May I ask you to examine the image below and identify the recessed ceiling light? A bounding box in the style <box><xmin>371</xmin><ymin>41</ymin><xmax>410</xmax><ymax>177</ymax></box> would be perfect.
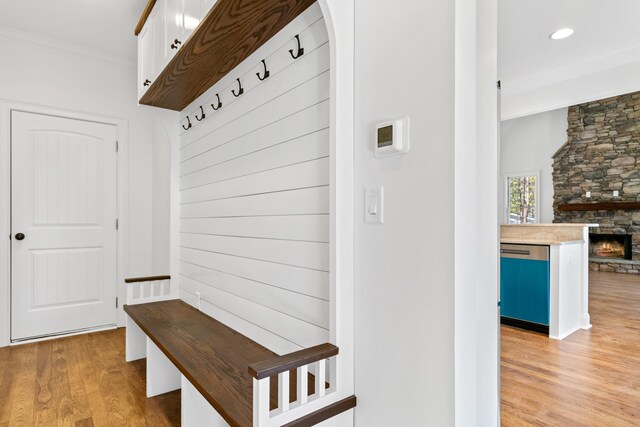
<box><xmin>550</xmin><ymin>28</ymin><xmax>575</xmax><ymax>40</ymax></box>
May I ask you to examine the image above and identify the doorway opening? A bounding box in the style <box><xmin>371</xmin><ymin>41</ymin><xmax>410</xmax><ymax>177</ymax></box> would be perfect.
<box><xmin>498</xmin><ymin>1</ymin><xmax>640</xmax><ymax>423</ymax></box>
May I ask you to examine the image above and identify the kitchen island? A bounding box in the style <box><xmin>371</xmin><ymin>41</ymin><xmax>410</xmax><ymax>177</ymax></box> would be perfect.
<box><xmin>501</xmin><ymin>223</ymin><xmax>598</xmax><ymax>340</ymax></box>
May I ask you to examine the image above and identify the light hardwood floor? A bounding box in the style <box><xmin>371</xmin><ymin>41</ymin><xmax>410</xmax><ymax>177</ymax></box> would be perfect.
<box><xmin>501</xmin><ymin>271</ymin><xmax>640</xmax><ymax>426</ymax></box>
<box><xmin>0</xmin><ymin>329</ymin><xmax>180</xmax><ymax>427</ymax></box>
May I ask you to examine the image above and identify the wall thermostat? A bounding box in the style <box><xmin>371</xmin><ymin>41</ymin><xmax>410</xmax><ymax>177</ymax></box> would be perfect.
<box><xmin>374</xmin><ymin>117</ymin><xmax>410</xmax><ymax>158</ymax></box>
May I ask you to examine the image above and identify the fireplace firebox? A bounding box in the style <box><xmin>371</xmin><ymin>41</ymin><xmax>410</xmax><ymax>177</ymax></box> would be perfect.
<box><xmin>589</xmin><ymin>234</ymin><xmax>632</xmax><ymax>260</ymax></box>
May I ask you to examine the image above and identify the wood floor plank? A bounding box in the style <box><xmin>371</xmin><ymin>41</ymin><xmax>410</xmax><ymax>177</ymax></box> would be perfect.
<box><xmin>501</xmin><ymin>271</ymin><xmax>640</xmax><ymax>426</ymax></box>
<box><xmin>64</xmin><ymin>336</ymin><xmax>93</xmax><ymax>425</ymax></box>
<box><xmin>34</xmin><ymin>340</ymin><xmax>54</xmax><ymax>426</ymax></box>
<box><xmin>0</xmin><ymin>345</ymin><xmax>15</xmax><ymax>424</ymax></box>
<box><xmin>8</xmin><ymin>343</ymin><xmax>38</xmax><ymax>426</ymax></box>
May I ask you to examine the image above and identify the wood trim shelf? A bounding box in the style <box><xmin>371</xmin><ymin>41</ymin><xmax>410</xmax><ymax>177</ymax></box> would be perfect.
<box><xmin>557</xmin><ymin>202</ymin><xmax>640</xmax><ymax>212</ymax></box>
<box><xmin>139</xmin><ymin>0</ymin><xmax>316</xmax><ymax>111</ymax></box>
<box><xmin>134</xmin><ymin>0</ymin><xmax>157</xmax><ymax>36</ymax></box>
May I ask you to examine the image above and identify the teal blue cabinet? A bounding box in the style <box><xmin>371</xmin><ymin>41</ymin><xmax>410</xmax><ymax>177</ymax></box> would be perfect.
<box><xmin>500</xmin><ymin>246</ymin><xmax>550</xmax><ymax>327</ymax></box>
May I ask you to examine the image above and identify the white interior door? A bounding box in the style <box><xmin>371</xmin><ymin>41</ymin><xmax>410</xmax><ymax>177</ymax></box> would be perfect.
<box><xmin>11</xmin><ymin>111</ymin><xmax>118</xmax><ymax>341</ymax></box>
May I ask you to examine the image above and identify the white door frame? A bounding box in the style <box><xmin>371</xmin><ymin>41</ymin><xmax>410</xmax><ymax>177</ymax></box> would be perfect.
<box><xmin>0</xmin><ymin>99</ymin><xmax>129</xmax><ymax>346</ymax></box>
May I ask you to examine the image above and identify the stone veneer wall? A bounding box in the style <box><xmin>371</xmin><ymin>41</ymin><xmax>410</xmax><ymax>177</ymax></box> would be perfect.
<box><xmin>553</xmin><ymin>91</ymin><xmax>640</xmax><ymax>273</ymax></box>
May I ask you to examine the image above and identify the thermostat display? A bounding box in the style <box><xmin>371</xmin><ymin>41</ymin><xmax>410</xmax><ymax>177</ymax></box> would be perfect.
<box><xmin>374</xmin><ymin>117</ymin><xmax>410</xmax><ymax>158</ymax></box>
<box><xmin>377</xmin><ymin>125</ymin><xmax>394</xmax><ymax>148</ymax></box>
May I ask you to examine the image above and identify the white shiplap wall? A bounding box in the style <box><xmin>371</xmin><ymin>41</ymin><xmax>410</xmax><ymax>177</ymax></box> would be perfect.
<box><xmin>178</xmin><ymin>3</ymin><xmax>330</xmax><ymax>355</ymax></box>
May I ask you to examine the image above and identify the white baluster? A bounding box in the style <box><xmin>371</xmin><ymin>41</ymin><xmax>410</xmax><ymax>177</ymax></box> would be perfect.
<box><xmin>297</xmin><ymin>365</ymin><xmax>308</xmax><ymax>405</ymax></box>
<box><xmin>126</xmin><ymin>280</ymin><xmax>134</xmax><ymax>305</ymax></box>
<box><xmin>253</xmin><ymin>377</ymin><xmax>270</xmax><ymax>426</ymax></box>
<box><xmin>315</xmin><ymin>360</ymin><xmax>326</xmax><ymax>397</ymax></box>
<box><xmin>278</xmin><ymin>371</ymin><xmax>290</xmax><ymax>412</ymax></box>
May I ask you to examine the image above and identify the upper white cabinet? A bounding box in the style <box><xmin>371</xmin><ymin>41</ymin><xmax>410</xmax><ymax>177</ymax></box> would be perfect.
<box><xmin>135</xmin><ymin>0</ymin><xmax>314</xmax><ymax>110</ymax></box>
<box><xmin>138</xmin><ymin>0</ymin><xmax>217</xmax><ymax>97</ymax></box>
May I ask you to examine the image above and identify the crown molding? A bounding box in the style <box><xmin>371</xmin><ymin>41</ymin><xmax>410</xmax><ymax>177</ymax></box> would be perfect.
<box><xmin>0</xmin><ymin>25</ymin><xmax>135</xmax><ymax>69</ymax></box>
<box><xmin>501</xmin><ymin>45</ymin><xmax>640</xmax><ymax>96</ymax></box>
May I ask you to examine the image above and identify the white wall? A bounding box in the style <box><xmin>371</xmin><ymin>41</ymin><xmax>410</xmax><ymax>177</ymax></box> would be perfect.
<box><xmin>0</xmin><ymin>31</ymin><xmax>175</xmax><ymax>345</ymax></box>
<box><xmin>354</xmin><ymin>0</ymin><xmax>499</xmax><ymax>424</ymax></box>
<box><xmin>177</xmin><ymin>5</ymin><xmax>331</xmax><ymax>355</ymax></box>
<box><xmin>354</xmin><ymin>1</ymin><xmax>455</xmax><ymax>424</ymax></box>
<box><xmin>500</xmin><ymin>107</ymin><xmax>568</xmax><ymax>223</ymax></box>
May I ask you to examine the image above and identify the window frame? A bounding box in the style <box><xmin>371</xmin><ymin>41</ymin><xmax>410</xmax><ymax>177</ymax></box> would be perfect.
<box><xmin>503</xmin><ymin>171</ymin><xmax>540</xmax><ymax>224</ymax></box>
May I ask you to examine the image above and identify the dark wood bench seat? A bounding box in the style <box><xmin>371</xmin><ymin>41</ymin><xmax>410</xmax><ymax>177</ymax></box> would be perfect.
<box><xmin>124</xmin><ymin>299</ymin><xmax>356</xmax><ymax>427</ymax></box>
<box><xmin>125</xmin><ymin>299</ymin><xmax>275</xmax><ymax>427</ymax></box>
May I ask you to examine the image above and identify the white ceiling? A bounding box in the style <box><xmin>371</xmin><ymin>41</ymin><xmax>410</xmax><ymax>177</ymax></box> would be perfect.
<box><xmin>0</xmin><ymin>0</ymin><xmax>147</xmax><ymax>62</ymax></box>
<box><xmin>499</xmin><ymin>0</ymin><xmax>640</xmax><ymax>85</ymax></box>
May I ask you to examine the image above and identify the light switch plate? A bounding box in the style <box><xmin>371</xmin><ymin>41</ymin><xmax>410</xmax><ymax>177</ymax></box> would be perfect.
<box><xmin>586</xmin><ymin>191</ymin><xmax>591</xmax><ymax>198</ymax></box>
<box><xmin>365</xmin><ymin>187</ymin><xmax>384</xmax><ymax>224</ymax></box>
<box><xmin>613</xmin><ymin>190</ymin><xmax>620</xmax><ymax>197</ymax></box>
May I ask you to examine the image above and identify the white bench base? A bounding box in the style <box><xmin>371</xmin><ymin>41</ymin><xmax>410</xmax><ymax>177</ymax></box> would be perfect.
<box><xmin>147</xmin><ymin>338</ymin><xmax>181</xmax><ymax>397</ymax></box>
<box><xmin>125</xmin><ymin>316</ymin><xmax>146</xmax><ymax>362</ymax></box>
<box><xmin>182</xmin><ymin>376</ymin><xmax>230</xmax><ymax>427</ymax></box>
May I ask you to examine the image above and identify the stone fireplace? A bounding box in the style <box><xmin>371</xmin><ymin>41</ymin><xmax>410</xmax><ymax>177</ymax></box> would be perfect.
<box><xmin>553</xmin><ymin>91</ymin><xmax>640</xmax><ymax>274</ymax></box>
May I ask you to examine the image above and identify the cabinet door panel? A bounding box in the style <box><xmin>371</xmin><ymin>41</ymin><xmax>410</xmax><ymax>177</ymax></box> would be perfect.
<box><xmin>151</xmin><ymin>0</ymin><xmax>166</xmax><ymax>80</ymax></box>
<box><xmin>183</xmin><ymin>0</ymin><xmax>216</xmax><ymax>42</ymax></box>
<box><xmin>138</xmin><ymin>18</ymin><xmax>153</xmax><ymax>100</ymax></box>
<box><xmin>165</xmin><ymin>0</ymin><xmax>184</xmax><ymax>61</ymax></box>
<box><xmin>500</xmin><ymin>257</ymin><xmax>550</xmax><ymax>325</ymax></box>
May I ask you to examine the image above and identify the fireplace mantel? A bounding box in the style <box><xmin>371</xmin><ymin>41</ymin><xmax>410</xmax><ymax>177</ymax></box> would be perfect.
<box><xmin>557</xmin><ymin>202</ymin><xmax>640</xmax><ymax>212</ymax></box>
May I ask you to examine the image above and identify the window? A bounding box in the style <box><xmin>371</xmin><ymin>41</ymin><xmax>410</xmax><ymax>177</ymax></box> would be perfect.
<box><xmin>505</xmin><ymin>173</ymin><xmax>538</xmax><ymax>224</ymax></box>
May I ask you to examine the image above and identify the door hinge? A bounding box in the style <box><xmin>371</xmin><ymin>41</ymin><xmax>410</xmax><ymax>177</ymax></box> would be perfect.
<box><xmin>116</xmin><ymin>140</ymin><xmax>119</xmax><ymax>152</ymax></box>
<box><xmin>116</xmin><ymin>297</ymin><xmax>119</xmax><ymax>308</ymax></box>
<box><xmin>115</xmin><ymin>219</ymin><xmax>119</xmax><ymax>230</ymax></box>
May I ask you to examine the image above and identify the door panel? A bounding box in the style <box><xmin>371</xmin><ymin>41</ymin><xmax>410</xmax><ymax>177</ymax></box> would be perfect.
<box><xmin>11</xmin><ymin>112</ymin><xmax>117</xmax><ymax>341</ymax></box>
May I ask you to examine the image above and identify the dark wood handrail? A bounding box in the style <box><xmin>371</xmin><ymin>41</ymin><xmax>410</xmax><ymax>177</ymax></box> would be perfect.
<box><xmin>248</xmin><ymin>343</ymin><xmax>338</xmax><ymax>380</ymax></box>
<box><xmin>282</xmin><ymin>396</ymin><xmax>357</xmax><ymax>427</ymax></box>
<box><xmin>124</xmin><ymin>275</ymin><xmax>171</xmax><ymax>284</ymax></box>
<box><xmin>557</xmin><ymin>202</ymin><xmax>640</xmax><ymax>212</ymax></box>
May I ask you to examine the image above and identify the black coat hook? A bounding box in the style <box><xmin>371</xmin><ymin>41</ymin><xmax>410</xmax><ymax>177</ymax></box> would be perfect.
<box><xmin>232</xmin><ymin>78</ymin><xmax>244</xmax><ymax>97</ymax></box>
<box><xmin>195</xmin><ymin>105</ymin><xmax>206</xmax><ymax>121</ymax></box>
<box><xmin>182</xmin><ymin>116</ymin><xmax>192</xmax><ymax>131</ymax></box>
<box><xmin>289</xmin><ymin>34</ymin><xmax>304</xmax><ymax>59</ymax></box>
<box><xmin>211</xmin><ymin>93</ymin><xmax>222</xmax><ymax>111</ymax></box>
<box><xmin>256</xmin><ymin>59</ymin><xmax>270</xmax><ymax>81</ymax></box>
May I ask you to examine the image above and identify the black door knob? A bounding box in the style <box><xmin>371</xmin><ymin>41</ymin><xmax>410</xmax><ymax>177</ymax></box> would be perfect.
<box><xmin>14</xmin><ymin>233</ymin><xmax>25</xmax><ymax>241</ymax></box>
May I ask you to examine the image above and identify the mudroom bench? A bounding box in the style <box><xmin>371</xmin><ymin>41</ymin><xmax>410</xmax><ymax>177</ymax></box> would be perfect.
<box><xmin>123</xmin><ymin>300</ymin><xmax>356</xmax><ymax>426</ymax></box>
